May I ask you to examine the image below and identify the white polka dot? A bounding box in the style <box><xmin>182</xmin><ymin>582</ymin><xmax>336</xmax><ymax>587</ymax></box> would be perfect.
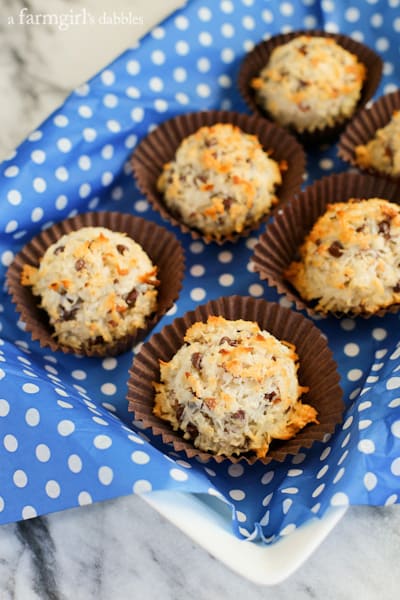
<box><xmin>7</xmin><ymin>190</ymin><xmax>22</xmax><ymax>205</ymax></box>
<box><xmin>190</xmin><ymin>241</ymin><xmax>204</xmax><ymax>254</ymax></box>
<box><xmin>46</xmin><ymin>480</ymin><xmax>60</xmax><ymax>499</ymax></box>
<box><xmin>151</xmin><ymin>50</ymin><xmax>166</xmax><ymax>65</ymax></box>
<box><xmin>317</xmin><ymin>465</ymin><xmax>329</xmax><ymax>479</ymax></box>
<box><xmin>391</xmin><ymin>457</ymin><xmax>400</xmax><ymax>476</ymax></box>
<box><xmin>79</xmin><ymin>183</ymin><xmax>91</xmax><ymax>198</ymax></box>
<box><xmin>221</xmin><ymin>23</ymin><xmax>235</xmax><ymax>37</ymax></box>
<box><xmin>1</xmin><ymin>251</ymin><xmax>14</xmax><ymax>267</ymax></box>
<box><xmin>133</xmin><ymin>480</ymin><xmax>153</xmax><ymax>494</ymax></box>
<box><xmin>345</xmin><ymin>7</ymin><xmax>360</xmax><ymax>22</ymax></box>
<box><xmin>25</xmin><ymin>408</ymin><xmax>40</xmax><ymax>426</ymax></box>
<box><xmin>33</xmin><ymin>177</ymin><xmax>46</xmax><ymax>193</ymax></box>
<box><xmin>131</xmin><ymin>107</ymin><xmax>144</xmax><ymax>122</ymax></box>
<box><xmin>57</xmin><ymin>420</ymin><xmax>75</xmax><ymax>436</ymax></box>
<box><xmin>221</xmin><ymin>0</ymin><xmax>234</xmax><ymax>12</ymax></box>
<box><xmin>71</xmin><ymin>370</ymin><xmax>86</xmax><ymax>381</ymax></box>
<box><xmin>56</xmin><ymin>195</ymin><xmax>68</xmax><ymax>210</ymax></box>
<box><xmin>82</xmin><ymin>128</ymin><xmax>97</xmax><ymax>142</ymax></box>
<box><xmin>134</xmin><ymin>199</ymin><xmax>148</xmax><ymax>212</ymax></box>
<box><xmin>31</xmin><ymin>207</ymin><xmax>43</xmax><ymax>222</ymax></box>
<box><xmin>190</xmin><ymin>264</ymin><xmax>205</xmax><ymax>277</ymax></box>
<box><xmin>78</xmin><ymin>155</ymin><xmax>91</xmax><ymax>171</ymax></box>
<box><xmin>4</xmin><ymin>434</ymin><xmax>18</xmax><ymax>452</ymax></box>
<box><xmin>376</xmin><ymin>37</ymin><xmax>389</xmax><ymax>52</ymax></box>
<box><xmin>94</xmin><ymin>434</ymin><xmax>112</xmax><ymax>449</ymax></box>
<box><xmin>173</xmin><ymin>67</ymin><xmax>187</xmax><ymax>82</ymax></box>
<box><xmin>126</xmin><ymin>86</ymin><xmax>140</xmax><ymax>99</ymax></box>
<box><xmin>131</xmin><ymin>450</ymin><xmax>150</xmax><ymax>464</ymax></box>
<box><xmin>22</xmin><ymin>383</ymin><xmax>39</xmax><ymax>394</ymax></box>
<box><xmin>22</xmin><ymin>506</ymin><xmax>37</xmax><ymax>519</ymax></box>
<box><xmin>242</xmin><ymin>15</ymin><xmax>255</xmax><ymax>29</ymax></box>
<box><xmin>101</xmin><ymin>383</ymin><xmax>117</xmax><ymax>396</ymax></box>
<box><xmin>372</xmin><ymin>328</ymin><xmax>387</xmax><ymax>341</ymax></box>
<box><xmin>125</xmin><ymin>135</ymin><xmax>137</xmax><ymax>149</ymax></box>
<box><xmin>154</xmin><ymin>99</ymin><xmax>168</xmax><ymax>113</ymax></box>
<box><xmin>229</xmin><ymin>489</ymin><xmax>246</xmax><ymax>501</ymax></box>
<box><xmin>312</xmin><ymin>483</ymin><xmax>325</xmax><ymax>498</ymax></box>
<box><xmin>364</xmin><ymin>472</ymin><xmax>377</xmax><ymax>491</ymax></box>
<box><xmin>199</xmin><ymin>31</ymin><xmax>212</xmax><ymax>46</ymax></box>
<box><xmin>248</xmin><ymin>283</ymin><xmax>264</xmax><ymax>297</ymax></box>
<box><xmin>170</xmin><ymin>468</ymin><xmax>188</xmax><ymax>482</ymax></box>
<box><xmin>228</xmin><ymin>464</ymin><xmax>244</xmax><ymax>477</ymax></box>
<box><xmin>386</xmin><ymin>377</ymin><xmax>400</xmax><ymax>390</ymax></box>
<box><xmin>330</xmin><ymin>492</ymin><xmax>350</xmax><ymax>507</ymax></box>
<box><xmin>57</xmin><ymin>138</ymin><xmax>72</xmax><ymax>152</ymax></box>
<box><xmin>4</xmin><ymin>165</ymin><xmax>19</xmax><ymax>177</ymax></box>
<box><xmin>78</xmin><ymin>105</ymin><xmax>93</xmax><ymax>118</ymax></box>
<box><xmin>190</xmin><ymin>287</ymin><xmax>206</xmax><ymax>302</ymax></box>
<box><xmin>28</xmin><ymin>130</ymin><xmax>43</xmax><ymax>141</ymax></box>
<box><xmin>127</xmin><ymin>59</ymin><xmax>140</xmax><ymax>75</ymax></box>
<box><xmin>391</xmin><ymin>420</ymin><xmax>400</xmax><ymax>438</ymax></box>
<box><xmin>54</xmin><ymin>114</ymin><xmax>69</xmax><ymax>127</ymax></box>
<box><xmin>13</xmin><ymin>470</ymin><xmax>28</xmax><ymax>488</ymax></box>
<box><xmin>107</xmin><ymin>120</ymin><xmax>121</xmax><ymax>133</ymax></box>
<box><xmin>340</xmin><ymin>319</ymin><xmax>356</xmax><ymax>331</ymax></box>
<box><xmin>36</xmin><ymin>444</ymin><xmax>51</xmax><ymax>462</ymax></box>
<box><xmin>151</xmin><ymin>27</ymin><xmax>165</xmax><ymax>39</ymax></box>
<box><xmin>219</xmin><ymin>273</ymin><xmax>234</xmax><ymax>287</ymax></box>
<box><xmin>31</xmin><ymin>150</ymin><xmax>46</xmax><ymax>164</ymax></box>
<box><xmin>385</xmin><ymin>494</ymin><xmax>398</xmax><ymax>506</ymax></box>
<box><xmin>68</xmin><ymin>454</ymin><xmax>82</xmax><ymax>473</ymax></box>
<box><xmin>101</xmin><ymin>69</ymin><xmax>115</xmax><ymax>86</ymax></box>
<box><xmin>358</xmin><ymin>439</ymin><xmax>375</xmax><ymax>454</ymax></box>
<box><xmin>78</xmin><ymin>491</ymin><xmax>92</xmax><ymax>505</ymax></box>
<box><xmin>221</xmin><ymin>48</ymin><xmax>235</xmax><ymax>63</ymax></box>
<box><xmin>0</xmin><ymin>399</ymin><xmax>10</xmax><ymax>416</ymax></box>
<box><xmin>55</xmin><ymin>167</ymin><xmax>69</xmax><ymax>181</ymax></box>
<box><xmin>196</xmin><ymin>83</ymin><xmax>211</xmax><ymax>98</ymax></box>
<box><xmin>347</xmin><ymin>369</ymin><xmax>363</xmax><ymax>382</ymax></box>
<box><xmin>103</xmin><ymin>94</ymin><xmax>118</xmax><ymax>108</ymax></box>
<box><xmin>197</xmin><ymin>57</ymin><xmax>211</xmax><ymax>72</ymax></box>
<box><xmin>98</xmin><ymin>466</ymin><xmax>114</xmax><ymax>485</ymax></box>
<box><xmin>218</xmin><ymin>75</ymin><xmax>232</xmax><ymax>88</ymax></box>
<box><xmin>344</xmin><ymin>343</ymin><xmax>360</xmax><ymax>357</ymax></box>
<box><xmin>175</xmin><ymin>15</ymin><xmax>189</xmax><ymax>29</ymax></box>
<box><xmin>218</xmin><ymin>251</ymin><xmax>233</xmax><ymax>263</ymax></box>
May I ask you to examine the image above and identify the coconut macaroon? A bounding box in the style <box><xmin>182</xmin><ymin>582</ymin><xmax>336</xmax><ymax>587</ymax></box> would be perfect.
<box><xmin>153</xmin><ymin>315</ymin><xmax>317</xmax><ymax>458</ymax></box>
<box><xmin>21</xmin><ymin>227</ymin><xmax>159</xmax><ymax>353</ymax></box>
<box><xmin>355</xmin><ymin>111</ymin><xmax>400</xmax><ymax>177</ymax></box>
<box><xmin>285</xmin><ymin>198</ymin><xmax>400</xmax><ymax>315</ymax></box>
<box><xmin>156</xmin><ymin>123</ymin><xmax>283</xmax><ymax>241</ymax></box>
<box><xmin>251</xmin><ymin>35</ymin><xmax>366</xmax><ymax>134</ymax></box>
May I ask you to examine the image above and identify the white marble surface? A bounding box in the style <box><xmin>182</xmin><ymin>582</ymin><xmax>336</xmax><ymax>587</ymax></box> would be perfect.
<box><xmin>0</xmin><ymin>1</ymin><xmax>400</xmax><ymax>598</ymax></box>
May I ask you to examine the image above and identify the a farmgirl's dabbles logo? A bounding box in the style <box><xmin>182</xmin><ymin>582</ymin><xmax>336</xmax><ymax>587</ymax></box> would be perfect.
<box><xmin>8</xmin><ymin>8</ymin><xmax>144</xmax><ymax>31</ymax></box>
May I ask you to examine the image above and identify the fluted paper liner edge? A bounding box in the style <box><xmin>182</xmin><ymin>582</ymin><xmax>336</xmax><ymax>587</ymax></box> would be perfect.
<box><xmin>6</xmin><ymin>211</ymin><xmax>185</xmax><ymax>357</ymax></box>
<box><xmin>127</xmin><ymin>295</ymin><xmax>344</xmax><ymax>465</ymax></box>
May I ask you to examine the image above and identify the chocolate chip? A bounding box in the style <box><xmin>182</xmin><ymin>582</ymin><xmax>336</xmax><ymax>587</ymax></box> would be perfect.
<box><xmin>194</xmin><ymin>174</ymin><xmax>207</xmax><ymax>185</ymax></box>
<box><xmin>204</xmin><ymin>137</ymin><xmax>217</xmax><ymax>148</ymax></box>
<box><xmin>54</xmin><ymin>245</ymin><xmax>65</xmax><ymax>255</ymax></box>
<box><xmin>75</xmin><ymin>259</ymin><xmax>85</xmax><ymax>271</ymax></box>
<box><xmin>394</xmin><ymin>282</ymin><xmax>400</xmax><ymax>293</ymax></box>
<box><xmin>378</xmin><ymin>219</ymin><xmax>391</xmax><ymax>239</ymax></box>
<box><xmin>264</xmin><ymin>391</ymin><xmax>277</xmax><ymax>402</ymax></box>
<box><xmin>125</xmin><ymin>288</ymin><xmax>138</xmax><ymax>307</ymax></box>
<box><xmin>384</xmin><ymin>145</ymin><xmax>394</xmax><ymax>163</ymax></box>
<box><xmin>356</xmin><ymin>224</ymin><xmax>365</xmax><ymax>233</ymax></box>
<box><xmin>219</xmin><ymin>336</ymin><xmax>238</xmax><ymax>346</ymax></box>
<box><xmin>117</xmin><ymin>244</ymin><xmax>128</xmax><ymax>255</ymax></box>
<box><xmin>186</xmin><ymin>422</ymin><xmax>198</xmax><ymax>440</ymax></box>
<box><xmin>298</xmin><ymin>44</ymin><xmax>308</xmax><ymax>55</ymax></box>
<box><xmin>175</xmin><ymin>404</ymin><xmax>184</xmax><ymax>422</ymax></box>
<box><xmin>191</xmin><ymin>352</ymin><xmax>203</xmax><ymax>370</ymax></box>
<box><xmin>328</xmin><ymin>240</ymin><xmax>344</xmax><ymax>257</ymax></box>
<box><xmin>59</xmin><ymin>304</ymin><xmax>79</xmax><ymax>322</ymax></box>
<box><xmin>223</xmin><ymin>197</ymin><xmax>235</xmax><ymax>210</ymax></box>
<box><xmin>232</xmin><ymin>409</ymin><xmax>245</xmax><ymax>420</ymax></box>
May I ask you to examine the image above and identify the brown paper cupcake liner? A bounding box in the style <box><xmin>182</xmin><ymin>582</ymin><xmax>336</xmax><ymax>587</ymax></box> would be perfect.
<box><xmin>238</xmin><ymin>30</ymin><xmax>383</xmax><ymax>146</ymax></box>
<box><xmin>338</xmin><ymin>89</ymin><xmax>400</xmax><ymax>181</ymax></box>
<box><xmin>127</xmin><ymin>295</ymin><xmax>344</xmax><ymax>465</ymax></box>
<box><xmin>252</xmin><ymin>172</ymin><xmax>400</xmax><ymax>318</ymax></box>
<box><xmin>131</xmin><ymin>110</ymin><xmax>305</xmax><ymax>245</ymax></box>
<box><xmin>6</xmin><ymin>211</ymin><xmax>185</xmax><ymax>357</ymax></box>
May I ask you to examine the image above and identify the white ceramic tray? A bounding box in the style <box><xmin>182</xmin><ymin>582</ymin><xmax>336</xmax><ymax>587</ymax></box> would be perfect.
<box><xmin>142</xmin><ymin>491</ymin><xmax>347</xmax><ymax>585</ymax></box>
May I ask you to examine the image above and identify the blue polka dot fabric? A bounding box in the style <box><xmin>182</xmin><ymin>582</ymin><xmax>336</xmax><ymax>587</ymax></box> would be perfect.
<box><xmin>1</xmin><ymin>0</ymin><xmax>400</xmax><ymax>543</ymax></box>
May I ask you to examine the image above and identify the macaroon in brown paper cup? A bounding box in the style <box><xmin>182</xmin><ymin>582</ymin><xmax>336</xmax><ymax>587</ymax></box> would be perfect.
<box><xmin>252</xmin><ymin>172</ymin><xmax>400</xmax><ymax>319</ymax></box>
<box><xmin>238</xmin><ymin>30</ymin><xmax>382</xmax><ymax>146</ymax></box>
<box><xmin>338</xmin><ymin>89</ymin><xmax>400</xmax><ymax>182</ymax></box>
<box><xmin>6</xmin><ymin>211</ymin><xmax>185</xmax><ymax>357</ymax></box>
<box><xmin>127</xmin><ymin>295</ymin><xmax>343</xmax><ymax>465</ymax></box>
<box><xmin>131</xmin><ymin>110</ymin><xmax>306</xmax><ymax>245</ymax></box>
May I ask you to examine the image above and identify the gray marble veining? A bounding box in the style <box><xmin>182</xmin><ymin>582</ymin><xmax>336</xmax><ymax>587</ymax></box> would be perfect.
<box><xmin>0</xmin><ymin>1</ymin><xmax>400</xmax><ymax>598</ymax></box>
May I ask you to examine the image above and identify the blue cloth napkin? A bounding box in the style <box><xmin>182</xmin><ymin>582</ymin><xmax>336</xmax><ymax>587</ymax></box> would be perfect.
<box><xmin>1</xmin><ymin>0</ymin><xmax>400</xmax><ymax>543</ymax></box>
